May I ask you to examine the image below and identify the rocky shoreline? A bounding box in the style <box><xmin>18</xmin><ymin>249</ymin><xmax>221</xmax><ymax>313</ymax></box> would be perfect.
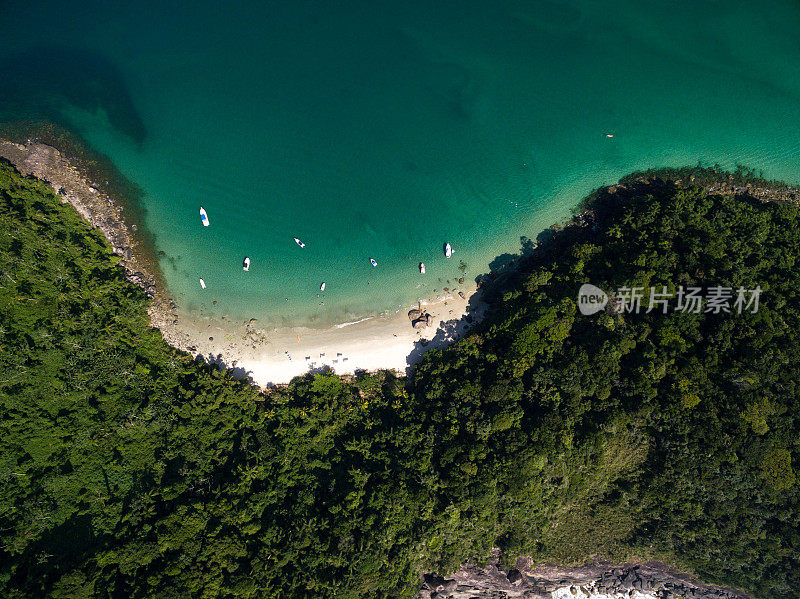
<box><xmin>0</xmin><ymin>139</ymin><xmax>486</xmax><ymax>383</ymax></box>
<box><xmin>0</xmin><ymin>139</ymin><xmax>180</xmax><ymax>337</ymax></box>
<box><xmin>618</xmin><ymin>164</ymin><xmax>800</xmax><ymax>205</ymax></box>
<box><xmin>421</xmin><ymin>558</ymin><xmax>753</xmax><ymax>599</ymax></box>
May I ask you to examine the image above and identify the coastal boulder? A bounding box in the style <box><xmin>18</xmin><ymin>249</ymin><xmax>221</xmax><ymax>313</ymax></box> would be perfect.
<box><xmin>408</xmin><ymin>308</ymin><xmax>422</xmax><ymax>321</ymax></box>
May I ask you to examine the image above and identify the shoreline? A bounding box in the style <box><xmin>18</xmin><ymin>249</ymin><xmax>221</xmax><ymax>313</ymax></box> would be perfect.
<box><xmin>8</xmin><ymin>139</ymin><xmax>797</xmax><ymax>388</ymax></box>
<box><xmin>0</xmin><ymin>139</ymin><xmax>486</xmax><ymax>385</ymax></box>
<box><xmin>163</xmin><ymin>286</ymin><xmax>486</xmax><ymax>385</ymax></box>
<box><xmin>0</xmin><ymin>139</ymin><xmax>180</xmax><ymax>334</ymax></box>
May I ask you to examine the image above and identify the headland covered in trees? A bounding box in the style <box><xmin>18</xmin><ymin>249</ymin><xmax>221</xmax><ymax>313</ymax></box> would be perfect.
<box><xmin>0</xmin><ymin>158</ymin><xmax>798</xmax><ymax>598</ymax></box>
<box><xmin>0</xmin><ymin>140</ymin><xmax>488</xmax><ymax>385</ymax></box>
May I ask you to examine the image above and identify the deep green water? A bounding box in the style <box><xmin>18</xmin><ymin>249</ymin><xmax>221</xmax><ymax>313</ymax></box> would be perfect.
<box><xmin>3</xmin><ymin>0</ymin><xmax>800</xmax><ymax>327</ymax></box>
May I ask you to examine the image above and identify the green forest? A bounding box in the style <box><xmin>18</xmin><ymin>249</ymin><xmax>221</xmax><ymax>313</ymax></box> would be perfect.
<box><xmin>0</xmin><ymin>159</ymin><xmax>798</xmax><ymax>598</ymax></box>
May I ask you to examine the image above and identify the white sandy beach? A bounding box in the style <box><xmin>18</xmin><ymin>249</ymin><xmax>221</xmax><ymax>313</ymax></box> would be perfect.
<box><xmin>163</xmin><ymin>288</ymin><xmax>486</xmax><ymax>386</ymax></box>
<box><xmin>0</xmin><ymin>139</ymin><xmax>487</xmax><ymax>387</ymax></box>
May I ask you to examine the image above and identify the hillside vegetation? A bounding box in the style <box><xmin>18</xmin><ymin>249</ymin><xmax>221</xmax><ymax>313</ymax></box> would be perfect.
<box><xmin>0</xmin><ymin>161</ymin><xmax>797</xmax><ymax>598</ymax></box>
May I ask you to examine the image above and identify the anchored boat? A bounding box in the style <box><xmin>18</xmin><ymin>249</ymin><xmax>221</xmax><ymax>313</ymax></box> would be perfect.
<box><xmin>294</xmin><ymin>237</ymin><xmax>306</xmax><ymax>248</ymax></box>
<box><xmin>419</xmin><ymin>262</ymin><xmax>426</xmax><ymax>274</ymax></box>
<box><xmin>444</xmin><ymin>242</ymin><xmax>452</xmax><ymax>257</ymax></box>
<box><xmin>243</xmin><ymin>257</ymin><xmax>250</xmax><ymax>271</ymax></box>
<box><xmin>199</xmin><ymin>207</ymin><xmax>209</xmax><ymax>226</ymax></box>
<box><xmin>199</xmin><ymin>278</ymin><xmax>206</xmax><ymax>289</ymax></box>
<box><xmin>370</xmin><ymin>258</ymin><xmax>378</xmax><ymax>267</ymax></box>
<box><xmin>320</xmin><ymin>282</ymin><xmax>326</xmax><ymax>291</ymax></box>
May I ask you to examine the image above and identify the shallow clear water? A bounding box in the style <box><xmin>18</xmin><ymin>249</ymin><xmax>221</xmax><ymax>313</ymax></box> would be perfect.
<box><xmin>2</xmin><ymin>0</ymin><xmax>800</xmax><ymax>326</ymax></box>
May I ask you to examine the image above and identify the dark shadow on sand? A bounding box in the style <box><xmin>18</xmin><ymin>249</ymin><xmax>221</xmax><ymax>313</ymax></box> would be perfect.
<box><xmin>197</xmin><ymin>353</ymin><xmax>253</xmax><ymax>382</ymax></box>
<box><xmin>405</xmin><ymin>234</ymin><xmax>548</xmax><ymax>374</ymax></box>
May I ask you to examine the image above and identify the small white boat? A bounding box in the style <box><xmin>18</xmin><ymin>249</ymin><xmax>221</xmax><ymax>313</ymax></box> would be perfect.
<box><xmin>320</xmin><ymin>282</ymin><xmax>326</xmax><ymax>291</ymax></box>
<box><xmin>199</xmin><ymin>207</ymin><xmax>209</xmax><ymax>226</ymax></box>
<box><xmin>606</xmin><ymin>133</ymin><xmax>614</xmax><ymax>138</ymax></box>
<box><xmin>370</xmin><ymin>258</ymin><xmax>378</xmax><ymax>267</ymax></box>
<box><xmin>444</xmin><ymin>242</ymin><xmax>452</xmax><ymax>258</ymax></box>
<box><xmin>419</xmin><ymin>262</ymin><xmax>426</xmax><ymax>274</ymax></box>
<box><xmin>243</xmin><ymin>257</ymin><xmax>250</xmax><ymax>271</ymax></box>
<box><xmin>294</xmin><ymin>237</ymin><xmax>305</xmax><ymax>248</ymax></box>
<box><xmin>199</xmin><ymin>278</ymin><xmax>206</xmax><ymax>289</ymax></box>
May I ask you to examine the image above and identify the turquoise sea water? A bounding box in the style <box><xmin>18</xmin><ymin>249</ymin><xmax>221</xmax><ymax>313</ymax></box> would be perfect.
<box><xmin>2</xmin><ymin>0</ymin><xmax>800</xmax><ymax>327</ymax></box>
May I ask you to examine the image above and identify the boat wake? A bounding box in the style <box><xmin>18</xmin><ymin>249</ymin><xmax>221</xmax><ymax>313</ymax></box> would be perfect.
<box><xmin>336</xmin><ymin>316</ymin><xmax>374</xmax><ymax>328</ymax></box>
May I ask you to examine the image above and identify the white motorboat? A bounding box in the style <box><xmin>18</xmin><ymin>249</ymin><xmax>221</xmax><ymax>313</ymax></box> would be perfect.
<box><xmin>199</xmin><ymin>207</ymin><xmax>209</xmax><ymax>226</ymax></box>
<box><xmin>243</xmin><ymin>257</ymin><xmax>250</xmax><ymax>271</ymax></box>
<box><xmin>199</xmin><ymin>278</ymin><xmax>206</xmax><ymax>289</ymax></box>
<box><xmin>444</xmin><ymin>242</ymin><xmax>452</xmax><ymax>258</ymax></box>
<box><xmin>294</xmin><ymin>237</ymin><xmax>306</xmax><ymax>248</ymax></box>
<box><xmin>320</xmin><ymin>282</ymin><xmax>326</xmax><ymax>291</ymax></box>
<box><xmin>370</xmin><ymin>258</ymin><xmax>378</xmax><ymax>267</ymax></box>
<box><xmin>419</xmin><ymin>262</ymin><xmax>426</xmax><ymax>274</ymax></box>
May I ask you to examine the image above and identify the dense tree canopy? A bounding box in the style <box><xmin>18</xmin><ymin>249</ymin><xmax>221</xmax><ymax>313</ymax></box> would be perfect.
<box><xmin>0</xmin><ymin>161</ymin><xmax>797</xmax><ymax>598</ymax></box>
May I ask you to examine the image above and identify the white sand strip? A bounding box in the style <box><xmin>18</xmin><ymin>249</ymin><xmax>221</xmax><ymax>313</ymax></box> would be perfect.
<box><xmin>165</xmin><ymin>289</ymin><xmax>486</xmax><ymax>386</ymax></box>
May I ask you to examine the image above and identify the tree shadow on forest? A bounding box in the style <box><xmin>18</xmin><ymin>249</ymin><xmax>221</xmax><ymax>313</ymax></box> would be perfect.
<box><xmin>405</xmin><ymin>234</ymin><xmax>548</xmax><ymax>374</ymax></box>
<box><xmin>474</xmin><ymin>235</ymin><xmax>541</xmax><ymax>303</ymax></box>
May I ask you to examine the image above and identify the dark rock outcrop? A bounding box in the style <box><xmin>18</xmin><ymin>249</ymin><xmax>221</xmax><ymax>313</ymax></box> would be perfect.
<box><xmin>420</xmin><ymin>558</ymin><xmax>752</xmax><ymax>599</ymax></box>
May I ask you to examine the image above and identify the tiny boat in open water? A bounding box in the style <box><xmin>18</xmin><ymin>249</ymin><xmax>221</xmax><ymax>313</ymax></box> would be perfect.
<box><xmin>419</xmin><ymin>262</ymin><xmax>426</xmax><ymax>274</ymax></box>
<box><xmin>243</xmin><ymin>257</ymin><xmax>250</xmax><ymax>271</ymax></box>
<box><xmin>294</xmin><ymin>237</ymin><xmax>305</xmax><ymax>248</ymax></box>
<box><xmin>199</xmin><ymin>207</ymin><xmax>209</xmax><ymax>226</ymax></box>
<box><xmin>320</xmin><ymin>282</ymin><xmax>326</xmax><ymax>291</ymax></box>
<box><xmin>444</xmin><ymin>242</ymin><xmax>453</xmax><ymax>258</ymax></box>
<box><xmin>199</xmin><ymin>278</ymin><xmax>206</xmax><ymax>289</ymax></box>
<box><xmin>370</xmin><ymin>258</ymin><xmax>378</xmax><ymax>267</ymax></box>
